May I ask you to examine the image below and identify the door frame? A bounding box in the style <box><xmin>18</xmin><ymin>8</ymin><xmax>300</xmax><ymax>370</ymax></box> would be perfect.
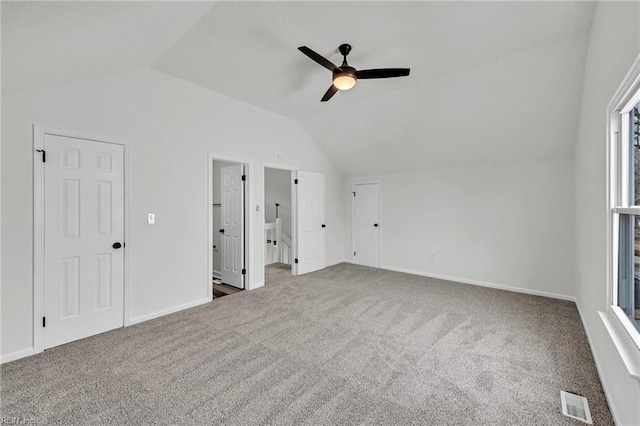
<box><xmin>352</xmin><ymin>181</ymin><xmax>382</xmax><ymax>267</ymax></box>
<box><xmin>208</xmin><ymin>154</ymin><xmax>250</xmax><ymax>297</ymax></box>
<box><xmin>261</xmin><ymin>163</ymin><xmax>298</xmax><ymax>276</ymax></box>
<box><xmin>32</xmin><ymin>125</ymin><xmax>132</xmax><ymax>355</ymax></box>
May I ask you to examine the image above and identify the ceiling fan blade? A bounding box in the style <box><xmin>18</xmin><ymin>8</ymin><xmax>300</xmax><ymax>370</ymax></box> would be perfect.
<box><xmin>298</xmin><ymin>46</ymin><xmax>339</xmax><ymax>72</ymax></box>
<box><xmin>355</xmin><ymin>68</ymin><xmax>410</xmax><ymax>79</ymax></box>
<box><xmin>321</xmin><ymin>85</ymin><xmax>339</xmax><ymax>102</ymax></box>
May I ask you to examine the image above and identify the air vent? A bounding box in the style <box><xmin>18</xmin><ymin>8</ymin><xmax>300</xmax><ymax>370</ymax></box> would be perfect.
<box><xmin>560</xmin><ymin>391</ymin><xmax>592</xmax><ymax>424</ymax></box>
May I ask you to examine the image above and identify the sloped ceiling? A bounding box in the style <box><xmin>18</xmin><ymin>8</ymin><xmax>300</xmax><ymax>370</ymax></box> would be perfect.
<box><xmin>1</xmin><ymin>1</ymin><xmax>215</xmax><ymax>92</ymax></box>
<box><xmin>2</xmin><ymin>1</ymin><xmax>595</xmax><ymax>176</ymax></box>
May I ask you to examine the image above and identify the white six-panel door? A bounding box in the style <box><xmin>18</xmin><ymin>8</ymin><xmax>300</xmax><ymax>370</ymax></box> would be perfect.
<box><xmin>296</xmin><ymin>171</ymin><xmax>325</xmax><ymax>275</ymax></box>
<box><xmin>221</xmin><ymin>164</ymin><xmax>244</xmax><ymax>289</ymax></box>
<box><xmin>353</xmin><ymin>183</ymin><xmax>380</xmax><ymax>268</ymax></box>
<box><xmin>43</xmin><ymin>134</ymin><xmax>124</xmax><ymax>349</ymax></box>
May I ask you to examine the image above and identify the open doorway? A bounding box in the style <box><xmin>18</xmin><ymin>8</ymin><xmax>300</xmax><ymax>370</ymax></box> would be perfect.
<box><xmin>210</xmin><ymin>157</ymin><xmax>247</xmax><ymax>299</ymax></box>
<box><xmin>264</xmin><ymin>167</ymin><xmax>294</xmax><ymax>275</ymax></box>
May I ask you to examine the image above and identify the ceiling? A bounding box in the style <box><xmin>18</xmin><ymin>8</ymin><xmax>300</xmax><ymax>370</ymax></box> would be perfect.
<box><xmin>1</xmin><ymin>1</ymin><xmax>214</xmax><ymax>92</ymax></box>
<box><xmin>2</xmin><ymin>1</ymin><xmax>596</xmax><ymax>176</ymax></box>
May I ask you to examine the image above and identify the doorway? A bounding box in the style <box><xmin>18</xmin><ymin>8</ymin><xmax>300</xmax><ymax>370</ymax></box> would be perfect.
<box><xmin>210</xmin><ymin>158</ymin><xmax>247</xmax><ymax>297</ymax></box>
<box><xmin>33</xmin><ymin>129</ymin><xmax>128</xmax><ymax>352</ymax></box>
<box><xmin>262</xmin><ymin>167</ymin><xmax>326</xmax><ymax>279</ymax></box>
<box><xmin>353</xmin><ymin>182</ymin><xmax>380</xmax><ymax>268</ymax></box>
<box><xmin>264</xmin><ymin>167</ymin><xmax>294</xmax><ymax>271</ymax></box>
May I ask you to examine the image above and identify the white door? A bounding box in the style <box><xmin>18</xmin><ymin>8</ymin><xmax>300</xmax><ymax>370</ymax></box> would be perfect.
<box><xmin>44</xmin><ymin>134</ymin><xmax>124</xmax><ymax>349</ymax></box>
<box><xmin>295</xmin><ymin>171</ymin><xmax>325</xmax><ymax>275</ymax></box>
<box><xmin>353</xmin><ymin>183</ymin><xmax>380</xmax><ymax>267</ymax></box>
<box><xmin>221</xmin><ymin>164</ymin><xmax>244</xmax><ymax>289</ymax></box>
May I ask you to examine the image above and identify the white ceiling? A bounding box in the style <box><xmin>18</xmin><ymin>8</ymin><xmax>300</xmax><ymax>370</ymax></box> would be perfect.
<box><xmin>2</xmin><ymin>1</ymin><xmax>596</xmax><ymax>176</ymax></box>
<box><xmin>1</xmin><ymin>1</ymin><xmax>214</xmax><ymax>92</ymax></box>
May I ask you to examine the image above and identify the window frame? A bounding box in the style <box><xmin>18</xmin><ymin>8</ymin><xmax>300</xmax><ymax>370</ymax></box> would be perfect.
<box><xmin>605</xmin><ymin>55</ymin><xmax>640</xmax><ymax>381</ymax></box>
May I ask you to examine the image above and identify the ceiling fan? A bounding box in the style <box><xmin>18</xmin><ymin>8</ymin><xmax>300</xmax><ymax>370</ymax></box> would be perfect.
<box><xmin>298</xmin><ymin>43</ymin><xmax>410</xmax><ymax>102</ymax></box>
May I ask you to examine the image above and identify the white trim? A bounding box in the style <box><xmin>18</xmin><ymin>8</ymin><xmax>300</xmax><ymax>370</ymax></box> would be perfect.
<box><xmin>292</xmin><ymin>170</ymin><xmax>298</xmax><ymax>276</ymax></box>
<box><xmin>247</xmin><ymin>281</ymin><xmax>264</xmax><ymax>290</ymax></box>
<box><xmin>0</xmin><ymin>348</ymin><xmax>35</xmax><ymax>365</ymax></box>
<box><xmin>611</xmin><ymin>207</ymin><xmax>640</xmax><ymax>214</ymax></box>
<box><xmin>600</xmin><ymin>309</ymin><xmax>640</xmax><ymax>381</ymax></box>
<box><xmin>352</xmin><ymin>180</ymin><xmax>382</xmax><ymax>267</ymax></box>
<box><xmin>325</xmin><ymin>258</ymin><xmax>346</xmax><ymax>267</ymax></box>
<box><xmin>123</xmin><ymin>142</ymin><xmax>133</xmax><ymax>327</ymax></box>
<box><xmin>380</xmin><ymin>265</ymin><xmax>576</xmax><ymax>302</ymax></box>
<box><xmin>617</xmin><ymin>70</ymin><xmax>640</xmax><ymax>113</ymax></box>
<box><xmin>32</xmin><ymin>126</ymin><xmax>45</xmax><ymax>354</ymax></box>
<box><xmin>32</xmin><ymin>126</ymin><xmax>132</xmax><ymax>354</ymax></box>
<box><xmin>129</xmin><ymin>298</ymin><xmax>210</xmax><ymax>325</ymax></box>
<box><xmin>611</xmin><ymin>305</ymin><xmax>640</xmax><ymax>353</ymax></box>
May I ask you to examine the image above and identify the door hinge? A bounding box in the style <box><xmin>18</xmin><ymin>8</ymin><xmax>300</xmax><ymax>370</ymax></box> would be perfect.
<box><xmin>354</xmin><ymin>251</ymin><xmax>356</xmax><ymax>256</ymax></box>
<box><xmin>353</xmin><ymin>192</ymin><xmax>356</xmax><ymax>197</ymax></box>
<box><xmin>294</xmin><ymin>258</ymin><xmax>299</xmax><ymax>264</ymax></box>
<box><xmin>294</xmin><ymin>179</ymin><xmax>298</xmax><ymax>184</ymax></box>
<box><xmin>36</xmin><ymin>149</ymin><xmax>46</xmax><ymax>163</ymax></box>
<box><xmin>42</xmin><ymin>317</ymin><xmax>46</xmax><ymax>327</ymax></box>
<box><xmin>242</xmin><ymin>175</ymin><xmax>246</xmax><ymax>181</ymax></box>
<box><xmin>242</xmin><ymin>268</ymin><xmax>246</xmax><ymax>275</ymax></box>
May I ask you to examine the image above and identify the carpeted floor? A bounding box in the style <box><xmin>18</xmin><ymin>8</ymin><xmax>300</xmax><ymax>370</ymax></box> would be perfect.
<box><xmin>1</xmin><ymin>263</ymin><xmax>612</xmax><ymax>425</ymax></box>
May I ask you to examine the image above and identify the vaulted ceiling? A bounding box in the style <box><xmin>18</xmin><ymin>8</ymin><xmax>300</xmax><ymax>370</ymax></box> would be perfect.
<box><xmin>2</xmin><ymin>1</ymin><xmax>596</xmax><ymax>176</ymax></box>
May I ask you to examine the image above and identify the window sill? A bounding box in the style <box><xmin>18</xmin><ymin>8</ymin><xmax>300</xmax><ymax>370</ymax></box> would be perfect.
<box><xmin>599</xmin><ymin>308</ymin><xmax>640</xmax><ymax>381</ymax></box>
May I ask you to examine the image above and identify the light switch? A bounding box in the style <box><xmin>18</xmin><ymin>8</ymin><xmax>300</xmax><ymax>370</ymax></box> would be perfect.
<box><xmin>147</xmin><ymin>213</ymin><xmax>155</xmax><ymax>225</ymax></box>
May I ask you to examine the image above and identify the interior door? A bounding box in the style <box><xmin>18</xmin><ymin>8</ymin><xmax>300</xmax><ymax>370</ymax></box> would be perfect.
<box><xmin>44</xmin><ymin>134</ymin><xmax>124</xmax><ymax>349</ymax></box>
<box><xmin>221</xmin><ymin>164</ymin><xmax>244</xmax><ymax>288</ymax></box>
<box><xmin>295</xmin><ymin>171</ymin><xmax>325</xmax><ymax>275</ymax></box>
<box><xmin>353</xmin><ymin>183</ymin><xmax>380</xmax><ymax>267</ymax></box>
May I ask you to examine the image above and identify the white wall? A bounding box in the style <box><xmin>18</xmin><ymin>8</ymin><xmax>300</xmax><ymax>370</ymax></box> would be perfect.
<box><xmin>264</xmin><ymin>167</ymin><xmax>292</xmax><ymax>237</ymax></box>
<box><xmin>575</xmin><ymin>2</ymin><xmax>640</xmax><ymax>425</ymax></box>
<box><xmin>1</xmin><ymin>68</ymin><xmax>346</xmax><ymax>359</ymax></box>
<box><xmin>349</xmin><ymin>158</ymin><xmax>575</xmax><ymax>299</ymax></box>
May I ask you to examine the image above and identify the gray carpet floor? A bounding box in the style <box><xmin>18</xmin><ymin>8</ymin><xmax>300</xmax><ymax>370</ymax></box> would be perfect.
<box><xmin>1</xmin><ymin>263</ymin><xmax>612</xmax><ymax>425</ymax></box>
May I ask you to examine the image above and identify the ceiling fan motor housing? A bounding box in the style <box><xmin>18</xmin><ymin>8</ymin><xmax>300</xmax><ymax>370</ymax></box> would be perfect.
<box><xmin>339</xmin><ymin>43</ymin><xmax>352</xmax><ymax>57</ymax></box>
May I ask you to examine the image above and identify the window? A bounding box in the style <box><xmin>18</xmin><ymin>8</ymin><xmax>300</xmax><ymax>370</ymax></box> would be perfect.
<box><xmin>615</xmin><ymin>103</ymin><xmax>640</xmax><ymax>332</ymax></box>
<box><xmin>610</xmin><ymin>80</ymin><xmax>640</xmax><ymax>347</ymax></box>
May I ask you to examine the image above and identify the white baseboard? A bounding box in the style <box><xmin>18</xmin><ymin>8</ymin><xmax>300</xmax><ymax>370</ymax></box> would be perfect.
<box><xmin>380</xmin><ymin>265</ymin><xmax>576</xmax><ymax>302</ymax></box>
<box><xmin>1</xmin><ymin>347</ymin><xmax>34</xmax><ymax>364</ymax></box>
<box><xmin>326</xmin><ymin>258</ymin><xmax>346</xmax><ymax>267</ymax></box>
<box><xmin>130</xmin><ymin>298</ymin><xmax>210</xmax><ymax>325</ymax></box>
<box><xmin>247</xmin><ymin>281</ymin><xmax>264</xmax><ymax>291</ymax></box>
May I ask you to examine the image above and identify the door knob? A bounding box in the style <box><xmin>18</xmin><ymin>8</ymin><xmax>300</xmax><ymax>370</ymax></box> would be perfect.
<box><xmin>219</xmin><ymin>229</ymin><xmax>225</xmax><ymax>234</ymax></box>
<box><xmin>112</xmin><ymin>242</ymin><xmax>122</xmax><ymax>249</ymax></box>
<box><xmin>374</xmin><ymin>223</ymin><xmax>378</xmax><ymax>227</ymax></box>
<box><xmin>322</xmin><ymin>224</ymin><xmax>326</xmax><ymax>228</ymax></box>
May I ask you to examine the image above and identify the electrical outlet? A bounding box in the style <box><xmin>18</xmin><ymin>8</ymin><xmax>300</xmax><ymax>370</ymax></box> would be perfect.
<box><xmin>147</xmin><ymin>213</ymin><xmax>155</xmax><ymax>225</ymax></box>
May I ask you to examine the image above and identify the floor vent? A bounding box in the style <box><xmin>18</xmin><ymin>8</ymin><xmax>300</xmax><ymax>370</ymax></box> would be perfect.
<box><xmin>560</xmin><ymin>391</ymin><xmax>592</xmax><ymax>424</ymax></box>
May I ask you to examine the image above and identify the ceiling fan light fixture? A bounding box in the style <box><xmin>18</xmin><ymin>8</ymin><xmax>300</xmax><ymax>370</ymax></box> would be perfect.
<box><xmin>333</xmin><ymin>72</ymin><xmax>357</xmax><ymax>90</ymax></box>
<box><xmin>298</xmin><ymin>44</ymin><xmax>410</xmax><ymax>101</ymax></box>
